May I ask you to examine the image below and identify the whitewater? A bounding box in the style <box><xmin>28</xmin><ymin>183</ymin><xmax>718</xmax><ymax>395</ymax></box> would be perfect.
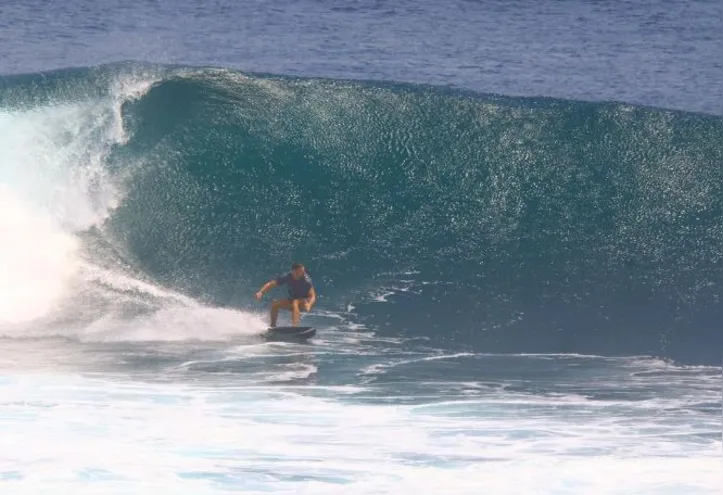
<box><xmin>0</xmin><ymin>64</ymin><xmax>720</xmax><ymax>494</ymax></box>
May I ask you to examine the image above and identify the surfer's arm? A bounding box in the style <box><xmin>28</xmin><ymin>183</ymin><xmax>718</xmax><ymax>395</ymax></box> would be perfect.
<box><xmin>255</xmin><ymin>280</ymin><xmax>278</xmax><ymax>299</ymax></box>
<box><xmin>306</xmin><ymin>287</ymin><xmax>316</xmax><ymax>306</ymax></box>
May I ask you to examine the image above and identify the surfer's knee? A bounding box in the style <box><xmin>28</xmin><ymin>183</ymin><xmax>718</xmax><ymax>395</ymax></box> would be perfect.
<box><xmin>272</xmin><ymin>299</ymin><xmax>293</xmax><ymax>310</ymax></box>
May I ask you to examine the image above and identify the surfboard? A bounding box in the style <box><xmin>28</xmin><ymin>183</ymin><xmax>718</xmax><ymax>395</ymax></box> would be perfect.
<box><xmin>263</xmin><ymin>326</ymin><xmax>316</xmax><ymax>341</ymax></box>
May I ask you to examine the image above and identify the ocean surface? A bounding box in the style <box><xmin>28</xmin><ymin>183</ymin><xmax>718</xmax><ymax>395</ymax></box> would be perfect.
<box><xmin>0</xmin><ymin>1</ymin><xmax>721</xmax><ymax>493</ymax></box>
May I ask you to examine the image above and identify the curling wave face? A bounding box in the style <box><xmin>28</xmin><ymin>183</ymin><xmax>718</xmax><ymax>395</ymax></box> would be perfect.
<box><xmin>0</xmin><ymin>64</ymin><xmax>720</xmax><ymax>362</ymax></box>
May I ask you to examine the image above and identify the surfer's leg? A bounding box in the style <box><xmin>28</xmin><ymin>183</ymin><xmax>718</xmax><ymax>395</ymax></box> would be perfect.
<box><xmin>290</xmin><ymin>298</ymin><xmax>301</xmax><ymax>325</ymax></box>
<box><xmin>270</xmin><ymin>299</ymin><xmax>292</xmax><ymax>327</ymax></box>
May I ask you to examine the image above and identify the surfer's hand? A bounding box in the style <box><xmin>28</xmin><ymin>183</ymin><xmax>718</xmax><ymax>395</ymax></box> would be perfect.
<box><xmin>255</xmin><ymin>291</ymin><xmax>263</xmax><ymax>301</ymax></box>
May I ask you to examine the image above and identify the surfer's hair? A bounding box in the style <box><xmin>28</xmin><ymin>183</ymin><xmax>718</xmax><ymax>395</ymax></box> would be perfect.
<box><xmin>291</xmin><ymin>262</ymin><xmax>304</xmax><ymax>270</ymax></box>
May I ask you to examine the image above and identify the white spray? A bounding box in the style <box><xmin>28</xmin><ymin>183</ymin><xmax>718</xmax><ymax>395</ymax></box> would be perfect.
<box><xmin>0</xmin><ymin>72</ymin><xmax>266</xmax><ymax>339</ymax></box>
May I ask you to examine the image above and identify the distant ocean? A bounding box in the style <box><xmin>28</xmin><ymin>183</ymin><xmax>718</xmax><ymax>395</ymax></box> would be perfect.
<box><xmin>1</xmin><ymin>1</ymin><xmax>720</xmax><ymax>494</ymax></box>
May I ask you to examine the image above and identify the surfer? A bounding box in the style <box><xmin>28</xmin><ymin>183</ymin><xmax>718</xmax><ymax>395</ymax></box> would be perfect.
<box><xmin>255</xmin><ymin>263</ymin><xmax>316</xmax><ymax>327</ymax></box>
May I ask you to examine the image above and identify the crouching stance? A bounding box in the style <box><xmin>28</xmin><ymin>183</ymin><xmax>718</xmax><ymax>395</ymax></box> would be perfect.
<box><xmin>255</xmin><ymin>263</ymin><xmax>316</xmax><ymax>327</ymax></box>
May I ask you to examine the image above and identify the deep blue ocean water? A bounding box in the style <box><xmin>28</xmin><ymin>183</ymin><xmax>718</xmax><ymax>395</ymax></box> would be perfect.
<box><xmin>2</xmin><ymin>0</ymin><xmax>722</xmax><ymax>115</ymax></box>
<box><xmin>0</xmin><ymin>1</ymin><xmax>721</xmax><ymax>493</ymax></box>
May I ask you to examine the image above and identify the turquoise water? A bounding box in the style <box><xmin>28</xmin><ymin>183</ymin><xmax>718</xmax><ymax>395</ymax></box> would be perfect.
<box><xmin>7</xmin><ymin>65</ymin><xmax>718</xmax><ymax>361</ymax></box>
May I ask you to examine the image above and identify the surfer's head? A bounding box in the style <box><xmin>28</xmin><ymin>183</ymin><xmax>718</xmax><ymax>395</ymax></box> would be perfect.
<box><xmin>290</xmin><ymin>262</ymin><xmax>305</xmax><ymax>278</ymax></box>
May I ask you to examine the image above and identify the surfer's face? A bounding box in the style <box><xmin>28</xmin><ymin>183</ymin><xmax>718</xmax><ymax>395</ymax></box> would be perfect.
<box><xmin>291</xmin><ymin>266</ymin><xmax>305</xmax><ymax>278</ymax></box>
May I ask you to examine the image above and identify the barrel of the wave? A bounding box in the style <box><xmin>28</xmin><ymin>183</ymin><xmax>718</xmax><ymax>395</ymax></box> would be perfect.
<box><xmin>100</xmin><ymin>69</ymin><xmax>722</xmax><ymax>364</ymax></box>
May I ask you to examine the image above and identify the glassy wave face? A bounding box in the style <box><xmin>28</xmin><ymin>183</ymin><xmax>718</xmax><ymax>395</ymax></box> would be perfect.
<box><xmin>0</xmin><ymin>64</ymin><xmax>720</xmax><ymax>363</ymax></box>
